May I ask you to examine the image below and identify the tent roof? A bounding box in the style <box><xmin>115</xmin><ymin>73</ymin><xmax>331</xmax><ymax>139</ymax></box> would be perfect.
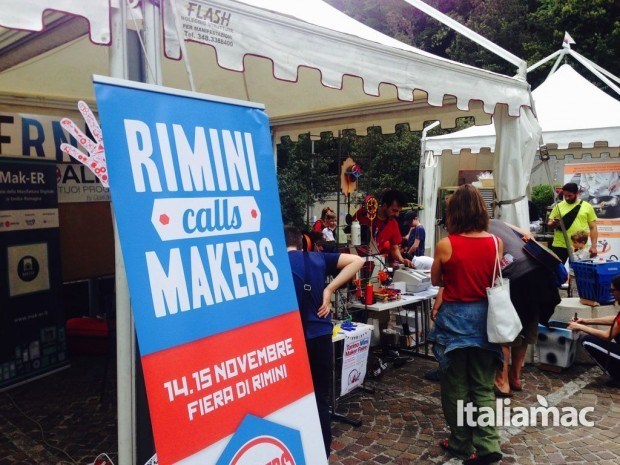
<box><xmin>0</xmin><ymin>0</ymin><xmax>531</xmax><ymax>139</ymax></box>
<box><xmin>426</xmin><ymin>64</ymin><xmax>620</xmax><ymax>154</ymax></box>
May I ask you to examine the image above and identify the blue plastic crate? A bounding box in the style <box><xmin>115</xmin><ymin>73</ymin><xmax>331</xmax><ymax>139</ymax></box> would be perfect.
<box><xmin>571</xmin><ymin>259</ymin><xmax>620</xmax><ymax>304</ymax></box>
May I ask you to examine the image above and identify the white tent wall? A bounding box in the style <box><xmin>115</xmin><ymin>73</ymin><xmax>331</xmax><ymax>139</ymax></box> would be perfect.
<box><xmin>435</xmin><ymin>141</ymin><xmax>618</xmax><ymax>195</ymax></box>
<box><xmin>420</xmin><ymin>150</ymin><xmax>442</xmax><ymax>256</ymax></box>
<box><xmin>426</xmin><ymin>65</ymin><xmax>620</xmax><ymax>155</ymax></box>
<box><xmin>423</xmin><ymin>62</ymin><xmax>620</xmax><ymax>251</ymax></box>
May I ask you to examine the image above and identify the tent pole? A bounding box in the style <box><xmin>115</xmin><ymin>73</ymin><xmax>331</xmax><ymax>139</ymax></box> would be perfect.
<box><xmin>143</xmin><ymin>0</ymin><xmax>163</xmax><ymax>85</ymax></box>
<box><xmin>418</xmin><ymin>121</ymin><xmax>440</xmax><ymax>207</ymax></box>
<box><xmin>569</xmin><ymin>50</ymin><xmax>620</xmax><ymax>96</ymax></box>
<box><xmin>404</xmin><ymin>0</ymin><xmax>526</xmax><ymax>76</ymax></box>
<box><xmin>570</xmin><ymin>51</ymin><xmax>620</xmax><ymax>85</ymax></box>
<box><xmin>547</xmin><ymin>53</ymin><xmax>566</xmax><ymax>79</ymax></box>
<box><xmin>527</xmin><ymin>49</ymin><xmax>564</xmax><ymax>73</ymax></box>
<box><xmin>166</xmin><ymin>0</ymin><xmax>196</xmax><ymax>91</ymax></box>
<box><xmin>109</xmin><ymin>2</ymin><xmax>136</xmax><ymax>465</ymax></box>
<box><xmin>114</xmin><ymin>2</ymin><xmax>164</xmax><ymax>464</ymax></box>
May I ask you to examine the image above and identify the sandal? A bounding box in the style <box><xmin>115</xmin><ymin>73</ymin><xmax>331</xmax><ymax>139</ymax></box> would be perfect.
<box><xmin>509</xmin><ymin>380</ymin><xmax>523</xmax><ymax>392</ymax></box>
<box><xmin>463</xmin><ymin>451</ymin><xmax>503</xmax><ymax>464</ymax></box>
<box><xmin>493</xmin><ymin>385</ymin><xmax>514</xmax><ymax>398</ymax></box>
<box><xmin>439</xmin><ymin>439</ymin><xmax>470</xmax><ymax>459</ymax></box>
<box><xmin>463</xmin><ymin>453</ymin><xmax>480</xmax><ymax>465</ymax></box>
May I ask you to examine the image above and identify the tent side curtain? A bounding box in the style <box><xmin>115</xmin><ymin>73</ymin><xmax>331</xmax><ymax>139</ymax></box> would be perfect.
<box><xmin>162</xmin><ymin>0</ymin><xmax>531</xmax><ymax>117</ymax></box>
<box><xmin>0</xmin><ymin>0</ymin><xmax>111</xmax><ymax>44</ymax></box>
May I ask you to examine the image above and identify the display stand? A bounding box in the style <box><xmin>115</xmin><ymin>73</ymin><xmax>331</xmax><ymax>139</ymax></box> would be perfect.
<box><xmin>331</xmin><ymin>323</ymin><xmax>374</xmax><ymax>426</ymax></box>
<box><xmin>350</xmin><ymin>288</ymin><xmax>438</xmax><ymax>360</ymax></box>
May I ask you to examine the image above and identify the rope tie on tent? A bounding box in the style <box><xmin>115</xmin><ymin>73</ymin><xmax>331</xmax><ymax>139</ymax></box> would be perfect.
<box><xmin>494</xmin><ymin>196</ymin><xmax>526</xmax><ymax>206</ymax></box>
<box><xmin>424</xmin><ymin>150</ymin><xmax>438</xmax><ymax>168</ymax></box>
<box><xmin>492</xmin><ymin>195</ymin><xmax>527</xmax><ymax>218</ymax></box>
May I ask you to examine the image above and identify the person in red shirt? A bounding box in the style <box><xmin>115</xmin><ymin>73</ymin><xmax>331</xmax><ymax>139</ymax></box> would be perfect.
<box><xmin>312</xmin><ymin>207</ymin><xmax>335</xmax><ymax>233</ymax></box>
<box><xmin>429</xmin><ymin>184</ymin><xmax>503</xmax><ymax>465</ymax></box>
<box><xmin>355</xmin><ymin>189</ymin><xmax>412</xmax><ymax>267</ymax></box>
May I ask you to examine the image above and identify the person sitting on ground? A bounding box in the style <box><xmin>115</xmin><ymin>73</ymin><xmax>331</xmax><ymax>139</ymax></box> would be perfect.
<box><xmin>568</xmin><ymin>274</ymin><xmax>620</xmax><ymax>388</ymax></box>
<box><xmin>571</xmin><ymin>230</ymin><xmax>591</xmax><ymax>260</ymax></box>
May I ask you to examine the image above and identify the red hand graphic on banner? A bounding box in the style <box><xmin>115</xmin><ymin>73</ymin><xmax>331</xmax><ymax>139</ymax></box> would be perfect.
<box><xmin>60</xmin><ymin>100</ymin><xmax>109</xmax><ymax>187</ymax></box>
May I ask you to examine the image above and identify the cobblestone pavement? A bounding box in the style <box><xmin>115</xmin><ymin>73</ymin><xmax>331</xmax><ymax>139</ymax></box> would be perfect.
<box><xmin>1</xmin><ymin>351</ymin><xmax>620</xmax><ymax>464</ymax></box>
<box><xmin>330</xmin><ymin>355</ymin><xmax>620</xmax><ymax>465</ymax></box>
<box><xmin>0</xmin><ymin>354</ymin><xmax>117</xmax><ymax>465</ymax></box>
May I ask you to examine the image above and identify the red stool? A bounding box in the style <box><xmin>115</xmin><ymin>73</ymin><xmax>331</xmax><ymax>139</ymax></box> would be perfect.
<box><xmin>66</xmin><ymin>317</ymin><xmax>109</xmax><ymax>355</ymax></box>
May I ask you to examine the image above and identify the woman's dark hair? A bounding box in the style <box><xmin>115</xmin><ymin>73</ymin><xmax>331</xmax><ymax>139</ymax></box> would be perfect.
<box><xmin>445</xmin><ymin>184</ymin><xmax>489</xmax><ymax>234</ymax></box>
<box><xmin>611</xmin><ymin>275</ymin><xmax>620</xmax><ymax>293</ymax></box>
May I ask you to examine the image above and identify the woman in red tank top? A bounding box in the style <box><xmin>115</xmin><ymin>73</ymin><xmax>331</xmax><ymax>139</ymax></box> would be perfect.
<box><xmin>429</xmin><ymin>184</ymin><xmax>504</xmax><ymax>465</ymax></box>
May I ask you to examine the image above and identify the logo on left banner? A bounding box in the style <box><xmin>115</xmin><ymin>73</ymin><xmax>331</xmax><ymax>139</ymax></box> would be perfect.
<box><xmin>216</xmin><ymin>415</ymin><xmax>305</xmax><ymax>465</ymax></box>
<box><xmin>18</xmin><ymin>256</ymin><xmax>40</xmax><ymax>282</ymax></box>
<box><xmin>231</xmin><ymin>436</ymin><xmax>295</xmax><ymax>465</ymax></box>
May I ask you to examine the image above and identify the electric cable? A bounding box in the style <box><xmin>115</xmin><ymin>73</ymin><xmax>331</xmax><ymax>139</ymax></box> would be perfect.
<box><xmin>3</xmin><ymin>391</ymin><xmax>79</xmax><ymax>464</ymax></box>
<box><xmin>93</xmin><ymin>452</ymin><xmax>117</xmax><ymax>465</ymax></box>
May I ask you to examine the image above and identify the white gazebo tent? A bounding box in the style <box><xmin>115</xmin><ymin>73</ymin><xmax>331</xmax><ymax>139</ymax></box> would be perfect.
<box><xmin>426</xmin><ymin>63</ymin><xmax>620</xmax><ymax>158</ymax></box>
<box><xmin>0</xmin><ymin>1</ymin><xmax>535</xmax><ymax>137</ymax></box>
<box><xmin>423</xmin><ymin>52</ymin><xmax>620</xmax><ymax>255</ymax></box>
<box><xmin>0</xmin><ymin>0</ymin><xmax>541</xmax><ymax>234</ymax></box>
<box><xmin>0</xmin><ymin>1</ymin><xmax>541</xmax><ymax>462</ymax></box>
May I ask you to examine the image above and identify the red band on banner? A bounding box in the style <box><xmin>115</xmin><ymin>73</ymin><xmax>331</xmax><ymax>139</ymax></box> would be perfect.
<box><xmin>141</xmin><ymin>310</ymin><xmax>313</xmax><ymax>464</ymax></box>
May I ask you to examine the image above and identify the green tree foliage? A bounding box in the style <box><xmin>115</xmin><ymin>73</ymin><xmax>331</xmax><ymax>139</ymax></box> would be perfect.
<box><xmin>325</xmin><ymin>0</ymin><xmax>620</xmax><ymax>87</ymax></box>
<box><xmin>531</xmin><ymin>183</ymin><xmax>555</xmax><ymax>219</ymax></box>
<box><xmin>277</xmin><ymin>134</ymin><xmax>339</xmax><ymax>228</ymax></box>
<box><xmin>525</xmin><ymin>0</ymin><xmax>620</xmax><ymax>88</ymax></box>
<box><xmin>352</xmin><ymin>124</ymin><xmax>421</xmax><ymax>204</ymax></box>
<box><xmin>277</xmin><ymin>125</ymin><xmax>426</xmax><ymax>227</ymax></box>
<box><xmin>447</xmin><ymin>0</ymin><xmax>531</xmax><ymax>75</ymax></box>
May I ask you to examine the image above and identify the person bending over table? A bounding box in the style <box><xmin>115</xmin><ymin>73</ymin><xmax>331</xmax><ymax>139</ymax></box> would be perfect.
<box><xmin>488</xmin><ymin>220</ymin><xmax>561</xmax><ymax>397</ymax></box>
<box><xmin>568</xmin><ymin>274</ymin><xmax>620</xmax><ymax>388</ymax></box>
<box><xmin>313</xmin><ymin>206</ymin><xmax>335</xmax><ymax>233</ymax></box>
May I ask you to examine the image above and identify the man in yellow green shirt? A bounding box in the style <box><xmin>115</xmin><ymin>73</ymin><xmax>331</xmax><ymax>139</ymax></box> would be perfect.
<box><xmin>547</xmin><ymin>182</ymin><xmax>598</xmax><ymax>263</ymax></box>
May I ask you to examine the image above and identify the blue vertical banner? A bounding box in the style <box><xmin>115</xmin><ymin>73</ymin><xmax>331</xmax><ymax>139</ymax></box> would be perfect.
<box><xmin>93</xmin><ymin>77</ymin><xmax>326</xmax><ymax>465</ymax></box>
